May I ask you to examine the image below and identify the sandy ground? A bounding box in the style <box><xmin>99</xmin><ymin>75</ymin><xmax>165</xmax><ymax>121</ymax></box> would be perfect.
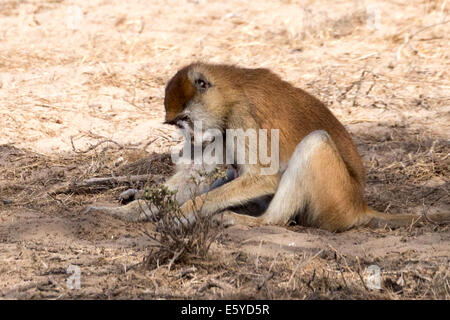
<box><xmin>0</xmin><ymin>0</ymin><xmax>449</xmax><ymax>299</ymax></box>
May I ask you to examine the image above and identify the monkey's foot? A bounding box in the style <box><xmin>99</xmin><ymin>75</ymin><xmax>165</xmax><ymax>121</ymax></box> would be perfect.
<box><xmin>211</xmin><ymin>211</ymin><xmax>236</xmax><ymax>228</ymax></box>
<box><xmin>84</xmin><ymin>199</ymin><xmax>155</xmax><ymax>222</ymax></box>
<box><xmin>212</xmin><ymin>211</ymin><xmax>262</xmax><ymax>228</ymax></box>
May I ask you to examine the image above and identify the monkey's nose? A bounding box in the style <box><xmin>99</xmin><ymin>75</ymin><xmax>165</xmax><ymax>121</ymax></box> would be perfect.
<box><xmin>164</xmin><ymin>119</ymin><xmax>176</xmax><ymax>125</ymax></box>
<box><xmin>165</xmin><ymin>113</ymin><xmax>189</xmax><ymax>126</ymax></box>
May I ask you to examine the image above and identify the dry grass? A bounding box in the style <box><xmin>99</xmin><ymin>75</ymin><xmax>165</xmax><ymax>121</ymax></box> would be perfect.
<box><xmin>0</xmin><ymin>136</ymin><xmax>448</xmax><ymax>299</ymax></box>
<box><xmin>0</xmin><ymin>0</ymin><xmax>449</xmax><ymax>299</ymax></box>
<box><xmin>140</xmin><ymin>181</ymin><xmax>220</xmax><ymax>271</ymax></box>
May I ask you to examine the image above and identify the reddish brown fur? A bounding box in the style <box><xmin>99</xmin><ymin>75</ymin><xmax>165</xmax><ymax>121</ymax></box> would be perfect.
<box><xmin>98</xmin><ymin>62</ymin><xmax>449</xmax><ymax>231</ymax></box>
<box><xmin>164</xmin><ymin>66</ymin><xmax>196</xmax><ymax>123</ymax></box>
<box><xmin>164</xmin><ymin>63</ymin><xmax>365</xmax><ymax>185</ymax></box>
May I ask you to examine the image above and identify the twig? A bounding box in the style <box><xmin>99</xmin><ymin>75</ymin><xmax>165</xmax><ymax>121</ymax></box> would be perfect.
<box><xmin>70</xmin><ymin>136</ymin><xmax>129</xmax><ymax>154</ymax></box>
<box><xmin>49</xmin><ymin>174</ymin><xmax>164</xmax><ymax>194</ymax></box>
<box><xmin>198</xmin><ymin>279</ymin><xmax>233</xmax><ymax>293</ymax></box>
<box><xmin>287</xmin><ymin>249</ymin><xmax>323</xmax><ymax>288</ymax></box>
<box><xmin>352</xmin><ymin>70</ymin><xmax>368</xmax><ymax>107</ymax></box>
<box><xmin>167</xmin><ymin>248</ymin><xmax>185</xmax><ymax>271</ymax></box>
<box><xmin>421</xmin><ymin>200</ymin><xmax>440</xmax><ymax>226</ymax></box>
<box><xmin>396</xmin><ymin>20</ymin><xmax>450</xmax><ymax>60</ymax></box>
<box><xmin>175</xmin><ymin>266</ymin><xmax>198</xmax><ymax>278</ymax></box>
<box><xmin>257</xmin><ymin>272</ymin><xmax>274</xmax><ymax>291</ymax></box>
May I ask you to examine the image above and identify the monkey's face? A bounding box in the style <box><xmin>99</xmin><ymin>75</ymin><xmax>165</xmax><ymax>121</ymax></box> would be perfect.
<box><xmin>164</xmin><ymin>65</ymin><xmax>229</xmax><ymax>138</ymax></box>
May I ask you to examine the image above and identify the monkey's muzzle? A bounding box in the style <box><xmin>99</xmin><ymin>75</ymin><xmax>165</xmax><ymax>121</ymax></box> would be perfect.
<box><xmin>164</xmin><ymin>113</ymin><xmax>195</xmax><ymax>142</ymax></box>
<box><xmin>164</xmin><ymin>113</ymin><xmax>191</xmax><ymax>128</ymax></box>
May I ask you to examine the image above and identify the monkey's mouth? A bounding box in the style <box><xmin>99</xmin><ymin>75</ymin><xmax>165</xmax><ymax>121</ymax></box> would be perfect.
<box><xmin>166</xmin><ymin>114</ymin><xmax>220</xmax><ymax>148</ymax></box>
<box><xmin>165</xmin><ymin>114</ymin><xmax>195</xmax><ymax>141</ymax></box>
<box><xmin>178</xmin><ymin>120</ymin><xmax>195</xmax><ymax>142</ymax></box>
<box><xmin>165</xmin><ymin>114</ymin><xmax>192</xmax><ymax>130</ymax></box>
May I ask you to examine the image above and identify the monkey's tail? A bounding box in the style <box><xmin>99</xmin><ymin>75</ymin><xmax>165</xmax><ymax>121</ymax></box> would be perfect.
<box><xmin>363</xmin><ymin>208</ymin><xmax>450</xmax><ymax>229</ymax></box>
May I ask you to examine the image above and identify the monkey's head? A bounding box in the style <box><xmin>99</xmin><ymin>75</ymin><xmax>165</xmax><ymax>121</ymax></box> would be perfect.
<box><xmin>164</xmin><ymin>63</ymin><xmax>237</xmax><ymax>135</ymax></box>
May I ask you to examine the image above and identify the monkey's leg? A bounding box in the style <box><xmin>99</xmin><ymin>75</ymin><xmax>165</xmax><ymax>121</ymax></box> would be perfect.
<box><xmin>117</xmin><ymin>167</ymin><xmax>237</xmax><ymax>204</ymax></box>
<box><xmin>260</xmin><ymin>130</ymin><xmax>367</xmax><ymax>231</ymax></box>
<box><xmin>178</xmin><ymin>172</ymin><xmax>280</xmax><ymax>226</ymax></box>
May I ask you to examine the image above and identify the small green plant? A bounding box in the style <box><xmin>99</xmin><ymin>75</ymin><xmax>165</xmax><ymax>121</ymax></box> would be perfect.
<box><xmin>141</xmin><ymin>167</ymin><xmax>227</xmax><ymax>270</ymax></box>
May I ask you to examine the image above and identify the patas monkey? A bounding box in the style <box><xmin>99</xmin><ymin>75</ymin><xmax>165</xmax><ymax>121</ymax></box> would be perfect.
<box><xmin>88</xmin><ymin>63</ymin><xmax>450</xmax><ymax>231</ymax></box>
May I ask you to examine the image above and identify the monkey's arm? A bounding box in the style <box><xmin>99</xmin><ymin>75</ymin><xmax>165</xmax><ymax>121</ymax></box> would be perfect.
<box><xmin>179</xmin><ymin>171</ymin><xmax>280</xmax><ymax>221</ymax></box>
<box><xmin>84</xmin><ymin>164</ymin><xmax>231</xmax><ymax>222</ymax></box>
<box><xmin>84</xmin><ymin>165</ymin><xmax>203</xmax><ymax>221</ymax></box>
<box><xmin>118</xmin><ymin>165</ymin><xmax>202</xmax><ymax>204</ymax></box>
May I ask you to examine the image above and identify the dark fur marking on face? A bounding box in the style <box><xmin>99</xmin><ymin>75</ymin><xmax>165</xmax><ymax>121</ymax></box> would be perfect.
<box><xmin>164</xmin><ymin>66</ymin><xmax>196</xmax><ymax>124</ymax></box>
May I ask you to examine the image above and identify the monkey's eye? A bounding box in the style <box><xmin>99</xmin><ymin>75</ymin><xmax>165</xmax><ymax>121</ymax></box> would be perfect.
<box><xmin>194</xmin><ymin>78</ymin><xmax>210</xmax><ymax>92</ymax></box>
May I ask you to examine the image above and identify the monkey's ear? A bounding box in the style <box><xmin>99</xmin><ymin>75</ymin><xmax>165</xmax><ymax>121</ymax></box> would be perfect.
<box><xmin>192</xmin><ymin>72</ymin><xmax>211</xmax><ymax>93</ymax></box>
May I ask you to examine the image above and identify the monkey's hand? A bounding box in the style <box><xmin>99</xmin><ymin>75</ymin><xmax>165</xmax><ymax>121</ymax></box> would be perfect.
<box><xmin>118</xmin><ymin>188</ymin><xmax>145</xmax><ymax>204</ymax></box>
<box><xmin>84</xmin><ymin>199</ymin><xmax>158</xmax><ymax>222</ymax></box>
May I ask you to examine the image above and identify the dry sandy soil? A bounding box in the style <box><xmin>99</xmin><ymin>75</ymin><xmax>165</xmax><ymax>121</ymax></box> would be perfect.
<box><xmin>0</xmin><ymin>0</ymin><xmax>449</xmax><ymax>299</ymax></box>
